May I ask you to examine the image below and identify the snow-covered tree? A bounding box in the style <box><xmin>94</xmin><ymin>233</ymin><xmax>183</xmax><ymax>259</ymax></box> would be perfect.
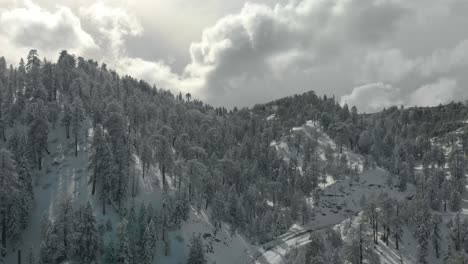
<box><xmin>71</xmin><ymin>97</ymin><xmax>85</xmax><ymax>156</ymax></box>
<box><xmin>72</xmin><ymin>202</ymin><xmax>98</xmax><ymax>264</ymax></box>
<box><xmin>27</xmin><ymin>100</ymin><xmax>49</xmax><ymax>170</ymax></box>
<box><xmin>187</xmin><ymin>235</ymin><xmax>206</xmax><ymax>264</ymax></box>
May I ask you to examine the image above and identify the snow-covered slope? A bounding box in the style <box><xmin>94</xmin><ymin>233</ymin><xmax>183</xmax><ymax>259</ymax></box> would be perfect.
<box><xmin>3</xmin><ymin>120</ymin><xmax>252</xmax><ymax>264</ymax></box>
<box><xmin>255</xmin><ymin>120</ymin><xmax>415</xmax><ymax>264</ymax></box>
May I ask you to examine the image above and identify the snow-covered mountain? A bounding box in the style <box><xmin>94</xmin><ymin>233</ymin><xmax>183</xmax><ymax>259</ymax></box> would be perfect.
<box><xmin>0</xmin><ymin>51</ymin><xmax>468</xmax><ymax>264</ymax></box>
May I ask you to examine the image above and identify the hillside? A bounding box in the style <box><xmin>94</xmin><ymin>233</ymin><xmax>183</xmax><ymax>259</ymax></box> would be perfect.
<box><xmin>0</xmin><ymin>50</ymin><xmax>467</xmax><ymax>264</ymax></box>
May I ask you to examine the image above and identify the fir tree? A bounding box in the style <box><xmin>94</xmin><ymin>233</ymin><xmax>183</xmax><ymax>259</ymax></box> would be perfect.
<box><xmin>187</xmin><ymin>235</ymin><xmax>206</xmax><ymax>264</ymax></box>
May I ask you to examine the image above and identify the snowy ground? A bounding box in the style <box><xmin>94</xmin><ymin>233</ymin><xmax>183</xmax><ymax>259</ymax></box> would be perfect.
<box><xmin>256</xmin><ymin>120</ymin><xmax>414</xmax><ymax>264</ymax></box>
<box><xmin>3</xmin><ymin>120</ymin><xmax>252</xmax><ymax>264</ymax></box>
<box><xmin>254</xmin><ymin>167</ymin><xmax>413</xmax><ymax>264</ymax></box>
<box><xmin>3</xmin><ymin>121</ymin><xmax>94</xmax><ymax>263</ymax></box>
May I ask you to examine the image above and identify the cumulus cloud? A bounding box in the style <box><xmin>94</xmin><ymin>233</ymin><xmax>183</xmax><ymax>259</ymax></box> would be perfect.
<box><xmin>359</xmin><ymin>49</ymin><xmax>416</xmax><ymax>83</ymax></box>
<box><xmin>176</xmin><ymin>0</ymin><xmax>410</xmax><ymax>105</ymax></box>
<box><xmin>2</xmin><ymin>0</ymin><xmax>468</xmax><ymax>110</ymax></box>
<box><xmin>341</xmin><ymin>83</ymin><xmax>403</xmax><ymax>113</ymax></box>
<box><xmin>80</xmin><ymin>2</ymin><xmax>143</xmax><ymax>59</ymax></box>
<box><xmin>408</xmin><ymin>78</ymin><xmax>458</xmax><ymax>107</ymax></box>
<box><xmin>0</xmin><ymin>0</ymin><xmax>97</xmax><ymax>61</ymax></box>
<box><xmin>342</xmin><ymin>78</ymin><xmax>461</xmax><ymax>113</ymax></box>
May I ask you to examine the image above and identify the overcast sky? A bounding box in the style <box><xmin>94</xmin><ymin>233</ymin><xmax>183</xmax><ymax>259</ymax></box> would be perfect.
<box><xmin>1</xmin><ymin>0</ymin><xmax>468</xmax><ymax>112</ymax></box>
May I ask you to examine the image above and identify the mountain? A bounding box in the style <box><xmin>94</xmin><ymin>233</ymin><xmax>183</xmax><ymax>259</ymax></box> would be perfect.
<box><xmin>0</xmin><ymin>50</ymin><xmax>467</xmax><ymax>264</ymax></box>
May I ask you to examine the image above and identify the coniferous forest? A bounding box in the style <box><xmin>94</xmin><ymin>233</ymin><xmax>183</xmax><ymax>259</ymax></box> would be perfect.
<box><xmin>0</xmin><ymin>50</ymin><xmax>468</xmax><ymax>264</ymax></box>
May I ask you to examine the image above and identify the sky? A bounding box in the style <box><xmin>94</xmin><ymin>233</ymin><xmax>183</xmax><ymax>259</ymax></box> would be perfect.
<box><xmin>1</xmin><ymin>0</ymin><xmax>468</xmax><ymax>112</ymax></box>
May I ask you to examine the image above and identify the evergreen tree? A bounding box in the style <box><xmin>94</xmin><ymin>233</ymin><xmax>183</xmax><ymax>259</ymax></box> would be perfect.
<box><xmin>73</xmin><ymin>202</ymin><xmax>98</xmax><ymax>264</ymax></box>
<box><xmin>89</xmin><ymin>124</ymin><xmax>114</xmax><ymax>214</ymax></box>
<box><xmin>117</xmin><ymin>218</ymin><xmax>130</xmax><ymax>264</ymax></box>
<box><xmin>0</xmin><ymin>148</ymin><xmax>22</xmax><ymax>255</ymax></box>
<box><xmin>432</xmin><ymin>214</ymin><xmax>442</xmax><ymax>259</ymax></box>
<box><xmin>141</xmin><ymin>219</ymin><xmax>157</xmax><ymax>264</ymax></box>
<box><xmin>27</xmin><ymin>100</ymin><xmax>49</xmax><ymax>170</ymax></box>
<box><xmin>305</xmin><ymin>233</ymin><xmax>325</xmax><ymax>263</ymax></box>
<box><xmin>71</xmin><ymin>97</ymin><xmax>85</xmax><ymax>156</ymax></box>
<box><xmin>187</xmin><ymin>235</ymin><xmax>206</xmax><ymax>264</ymax></box>
<box><xmin>62</xmin><ymin>101</ymin><xmax>72</xmax><ymax>139</ymax></box>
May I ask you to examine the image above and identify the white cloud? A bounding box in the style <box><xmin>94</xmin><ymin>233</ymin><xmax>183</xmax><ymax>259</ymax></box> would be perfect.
<box><xmin>418</xmin><ymin>39</ymin><xmax>468</xmax><ymax>77</ymax></box>
<box><xmin>359</xmin><ymin>49</ymin><xmax>416</xmax><ymax>83</ymax></box>
<box><xmin>341</xmin><ymin>83</ymin><xmax>403</xmax><ymax>113</ymax></box>
<box><xmin>0</xmin><ymin>1</ymin><xmax>97</xmax><ymax>61</ymax></box>
<box><xmin>341</xmin><ymin>78</ymin><xmax>460</xmax><ymax>112</ymax></box>
<box><xmin>80</xmin><ymin>2</ymin><xmax>143</xmax><ymax>59</ymax></box>
<box><xmin>2</xmin><ymin>0</ymin><xmax>468</xmax><ymax>110</ymax></box>
<box><xmin>408</xmin><ymin>78</ymin><xmax>458</xmax><ymax>107</ymax></box>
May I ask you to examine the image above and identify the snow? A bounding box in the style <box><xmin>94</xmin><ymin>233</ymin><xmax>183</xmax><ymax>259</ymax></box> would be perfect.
<box><xmin>4</xmin><ymin>119</ymin><xmax>252</xmax><ymax>264</ymax></box>
<box><xmin>266</xmin><ymin>114</ymin><xmax>276</xmax><ymax>121</ymax></box>
<box><xmin>256</xmin><ymin>120</ymin><xmax>413</xmax><ymax>264</ymax></box>
<box><xmin>4</xmin><ymin>121</ymin><xmax>94</xmax><ymax>262</ymax></box>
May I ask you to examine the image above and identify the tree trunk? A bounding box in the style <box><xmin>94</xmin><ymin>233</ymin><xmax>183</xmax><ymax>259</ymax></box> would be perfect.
<box><xmin>91</xmin><ymin>165</ymin><xmax>97</xmax><ymax>195</ymax></box>
<box><xmin>162</xmin><ymin>164</ymin><xmax>166</xmax><ymax>187</ymax></box>
<box><xmin>66</xmin><ymin>125</ymin><xmax>70</xmax><ymax>139</ymax></box>
<box><xmin>386</xmin><ymin>226</ymin><xmax>390</xmax><ymax>246</ymax></box>
<box><xmin>117</xmin><ymin>168</ymin><xmax>122</xmax><ymax>211</ymax></box>
<box><xmin>75</xmin><ymin>135</ymin><xmax>78</xmax><ymax>157</ymax></box>
<box><xmin>375</xmin><ymin>220</ymin><xmax>378</xmax><ymax>245</ymax></box>
<box><xmin>395</xmin><ymin>234</ymin><xmax>399</xmax><ymax>250</ymax></box>
<box><xmin>164</xmin><ymin>240</ymin><xmax>169</xmax><ymax>256</ymax></box>
<box><xmin>102</xmin><ymin>191</ymin><xmax>106</xmax><ymax>215</ymax></box>
<box><xmin>1</xmin><ymin>212</ymin><xmax>6</xmax><ymax>257</ymax></box>
<box><xmin>132</xmin><ymin>168</ymin><xmax>136</xmax><ymax>197</ymax></box>
<box><xmin>17</xmin><ymin>249</ymin><xmax>21</xmax><ymax>264</ymax></box>
<box><xmin>359</xmin><ymin>224</ymin><xmax>363</xmax><ymax>264</ymax></box>
<box><xmin>189</xmin><ymin>183</ymin><xmax>192</xmax><ymax>201</ymax></box>
<box><xmin>38</xmin><ymin>155</ymin><xmax>42</xmax><ymax>171</ymax></box>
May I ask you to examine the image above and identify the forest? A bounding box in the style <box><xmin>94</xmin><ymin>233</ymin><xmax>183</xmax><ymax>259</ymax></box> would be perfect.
<box><xmin>0</xmin><ymin>50</ymin><xmax>467</xmax><ymax>264</ymax></box>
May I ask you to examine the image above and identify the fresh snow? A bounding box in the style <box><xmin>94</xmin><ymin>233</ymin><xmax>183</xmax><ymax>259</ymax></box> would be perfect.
<box><xmin>255</xmin><ymin>120</ymin><xmax>414</xmax><ymax>264</ymax></box>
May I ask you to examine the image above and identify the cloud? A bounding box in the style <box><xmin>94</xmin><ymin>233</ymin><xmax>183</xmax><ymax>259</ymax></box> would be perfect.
<box><xmin>0</xmin><ymin>0</ymin><xmax>97</xmax><ymax>62</ymax></box>
<box><xmin>341</xmin><ymin>83</ymin><xmax>403</xmax><ymax>113</ymax></box>
<box><xmin>80</xmin><ymin>2</ymin><xmax>143</xmax><ymax>59</ymax></box>
<box><xmin>359</xmin><ymin>49</ymin><xmax>416</xmax><ymax>83</ymax></box>
<box><xmin>408</xmin><ymin>78</ymin><xmax>458</xmax><ymax>107</ymax></box>
<box><xmin>2</xmin><ymin>0</ymin><xmax>468</xmax><ymax>110</ymax></box>
<box><xmin>341</xmin><ymin>78</ymin><xmax>461</xmax><ymax>112</ymax></box>
<box><xmin>176</xmin><ymin>0</ymin><xmax>409</xmax><ymax>106</ymax></box>
<box><xmin>418</xmin><ymin>39</ymin><xmax>468</xmax><ymax>77</ymax></box>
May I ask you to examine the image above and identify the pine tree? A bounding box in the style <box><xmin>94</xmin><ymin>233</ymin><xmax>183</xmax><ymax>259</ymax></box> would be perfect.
<box><xmin>103</xmin><ymin>240</ymin><xmax>116</xmax><ymax>264</ymax></box>
<box><xmin>155</xmin><ymin>134</ymin><xmax>174</xmax><ymax>187</ymax></box>
<box><xmin>432</xmin><ymin>214</ymin><xmax>442</xmax><ymax>259</ymax></box>
<box><xmin>89</xmin><ymin>124</ymin><xmax>114</xmax><ymax>214</ymax></box>
<box><xmin>0</xmin><ymin>148</ymin><xmax>20</xmax><ymax>255</ymax></box>
<box><xmin>62</xmin><ymin>101</ymin><xmax>72</xmax><ymax>139</ymax></box>
<box><xmin>414</xmin><ymin>200</ymin><xmax>431</xmax><ymax>264</ymax></box>
<box><xmin>27</xmin><ymin>100</ymin><xmax>49</xmax><ymax>170</ymax></box>
<box><xmin>38</xmin><ymin>224</ymin><xmax>61</xmax><ymax>264</ymax></box>
<box><xmin>117</xmin><ymin>218</ymin><xmax>130</xmax><ymax>264</ymax></box>
<box><xmin>187</xmin><ymin>235</ymin><xmax>206</xmax><ymax>264</ymax></box>
<box><xmin>451</xmin><ymin>212</ymin><xmax>464</xmax><ymax>251</ymax></box>
<box><xmin>73</xmin><ymin>202</ymin><xmax>98</xmax><ymax>264</ymax></box>
<box><xmin>140</xmin><ymin>137</ymin><xmax>154</xmax><ymax>179</ymax></box>
<box><xmin>141</xmin><ymin>220</ymin><xmax>157</xmax><ymax>264</ymax></box>
<box><xmin>71</xmin><ymin>97</ymin><xmax>85</xmax><ymax>156</ymax></box>
<box><xmin>305</xmin><ymin>233</ymin><xmax>325</xmax><ymax>263</ymax></box>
